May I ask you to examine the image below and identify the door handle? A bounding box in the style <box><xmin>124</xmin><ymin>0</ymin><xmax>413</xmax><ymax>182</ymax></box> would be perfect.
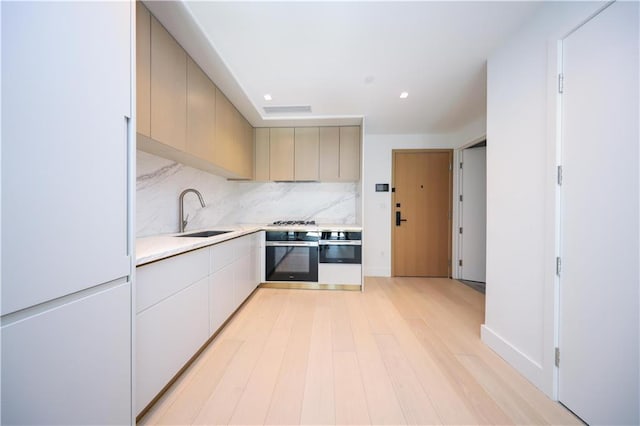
<box><xmin>396</xmin><ymin>211</ymin><xmax>408</xmax><ymax>226</ymax></box>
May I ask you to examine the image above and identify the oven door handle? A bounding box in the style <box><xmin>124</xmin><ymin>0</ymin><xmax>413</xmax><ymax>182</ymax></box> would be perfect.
<box><xmin>319</xmin><ymin>240</ymin><xmax>362</xmax><ymax>246</ymax></box>
<box><xmin>265</xmin><ymin>241</ymin><xmax>319</xmax><ymax>247</ymax></box>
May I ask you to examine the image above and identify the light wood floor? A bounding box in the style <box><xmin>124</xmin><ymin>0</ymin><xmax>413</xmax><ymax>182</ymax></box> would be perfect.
<box><xmin>139</xmin><ymin>277</ymin><xmax>580</xmax><ymax>425</ymax></box>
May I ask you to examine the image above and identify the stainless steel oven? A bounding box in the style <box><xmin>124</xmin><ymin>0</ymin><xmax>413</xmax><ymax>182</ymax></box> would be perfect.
<box><xmin>265</xmin><ymin>231</ymin><xmax>319</xmax><ymax>282</ymax></box>
<box><xmin>319</xmin><ymin>231</ymin><xmax>362</xmax><ymax>264</ymax></box>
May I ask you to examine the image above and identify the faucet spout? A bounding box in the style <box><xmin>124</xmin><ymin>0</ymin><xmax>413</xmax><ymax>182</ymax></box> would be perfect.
<box><xmin>179</xmin><ymin>188</ymin><xmax>206</xmax><ymax>233</ymax></box>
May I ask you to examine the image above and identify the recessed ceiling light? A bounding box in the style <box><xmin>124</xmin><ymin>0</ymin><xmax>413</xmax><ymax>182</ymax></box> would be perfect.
<box><xmin>400</xmin><ymin>91</ymin><xmax>409</xmax><ymax>99</ymax></box>
<box><xmin>264</xmin><ymin>94</ymin><xmax>272</xmax><ymax>101</ymax></box>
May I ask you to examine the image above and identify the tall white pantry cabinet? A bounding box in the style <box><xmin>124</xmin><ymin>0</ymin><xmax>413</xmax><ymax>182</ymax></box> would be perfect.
<box><xmin>1</xmin><ymin>2</ymin><xmax>135</xmax><ymax>424</ymax></box>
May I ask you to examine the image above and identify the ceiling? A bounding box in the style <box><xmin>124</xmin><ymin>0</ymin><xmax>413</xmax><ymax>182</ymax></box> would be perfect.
<box><xmin>149</xmin><ymin>1</ymin><xmax>542</xmax><ymax>135</ymax></box>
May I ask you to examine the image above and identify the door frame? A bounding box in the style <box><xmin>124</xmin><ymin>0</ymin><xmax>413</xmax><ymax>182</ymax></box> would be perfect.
<box><xmin>548</xmin><ymin>1</ymin><xmax>616</xmax><ymax>400</ymax></box>
<box><xmin>453</xmin><ymin>136</ymin><xmax>487</xmax><ymax>279</ymax></box>
<box><xmin>390</xmin><ymin>149</ymin><xmax>453</xmax><ymax>277</ymax></box>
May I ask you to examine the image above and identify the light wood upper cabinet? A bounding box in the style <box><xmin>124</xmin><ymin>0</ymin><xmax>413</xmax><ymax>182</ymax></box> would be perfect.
<box><xmin>254</xmin><ymin>128</ymin><xmax>270</xmax><ymax>181</ymax></box>
<box><xmin>339</xmin><ymin>126</ymin><xmax>361</xmax><ymax>181</ymax></box>
<box><xmin>239</xmin><ymin>115</ymin><xmax>254</xmax><ymax>179</ymax></box>
<box><xmin>186</xmin><ymin>57</ymin><xmax>216</xmax><ymax>163</ymax></box>
<box><xmin>214</xmin><ymin>88</ymin><xmax>233</xmax><ymax>170</ymax></box>
<box><xmin>294</xmin><ymin>127</ymin><xmax>320</xmax><ymax>181</ymax></box>
<box><xmin>150</xmin><ymin>16</ymin><xmax>187</xmax><ymax>151</ymax></box>
<box><xmin>319</xmin><ymin>127</ymin><xmax>340</xmax><ymax>181</ymax></box>
<box><xmin>213</xmin><ymin>88</ymin><xmax>253</xmax><ymax>179</ymax></box>
<box><xmin>137</xmin><ymin>7</ymin><xmax>254</xmax><ymax>180</ymax></box>
<box><xmin>136</xmin><ymin>2</ymin><xmax>151</xmax><ymax>137</ymax></box>
<box><xmin>269</xmin><ymin>128</ymin><xmax>295</xmax><ymax>181</ymax></box>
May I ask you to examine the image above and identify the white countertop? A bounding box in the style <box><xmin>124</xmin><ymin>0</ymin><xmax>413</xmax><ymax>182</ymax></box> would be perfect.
<box><xmin>136</xmin><ymin>223</ymin><xmax>362</xmax><ymax>266</ymax></box>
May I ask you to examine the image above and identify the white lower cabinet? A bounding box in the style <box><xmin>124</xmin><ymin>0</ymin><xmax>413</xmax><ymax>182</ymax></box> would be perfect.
<box><xmin>318</xmin><ymin>263</ymin><xmax>362</xmax><ymax>286</ymax></box>
<box><xmin>1</xmin><ymin>283</ymin><xmax>132</xmax><ymax>426</ymax></box>
<box><xmin>136</xmin><ymin>277</ymin><xmax>209</xmax><ymax>413</ymax></box>
<box><xmin>209</xmin><ymin>263</ymin><xmax>235</xmax><ymax>334</ymax></box>
<box><xmin>136</xmin><ymin>232</ymin><xmax>260</xmax><ymax>415</ymax></box>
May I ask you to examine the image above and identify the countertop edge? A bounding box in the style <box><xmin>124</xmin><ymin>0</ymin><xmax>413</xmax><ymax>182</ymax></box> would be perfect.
<box><xmin>136</xmin><ymin>224</ymin><xmax>362</xmax><ymax>267</ymax></box>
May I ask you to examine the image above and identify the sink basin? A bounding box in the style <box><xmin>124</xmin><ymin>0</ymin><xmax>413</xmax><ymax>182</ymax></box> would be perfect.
<box><xmin>176</xmin><ymin>230</ymin><xmax>231</xmax><ymax>238</ymax></box>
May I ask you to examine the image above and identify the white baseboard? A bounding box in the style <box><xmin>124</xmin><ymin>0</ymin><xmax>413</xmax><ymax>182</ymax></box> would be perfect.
<box><xmin>481</xmin><ymin>324</ymin><xmax>547</xmax><ymax>393</ymax></box>
<box><xmin>363</xmin><ymin>267</ymin><xmax>390</xmax><ymax>277</ymax></box>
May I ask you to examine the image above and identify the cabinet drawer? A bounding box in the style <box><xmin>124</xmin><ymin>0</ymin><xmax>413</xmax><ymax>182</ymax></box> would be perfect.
<box><xmin>211</xmin><ymin>237</ymin><xmax>242</xmax><ymax>272</ymax></box>
<box><xmin>137</xmin><ymin>248</ymin><xmax>209</xmax><ymax>313</ymax></box>
<box><xmin>136</xmin><ymin>277</ymin><xmax>209</xmax><ymax>414</ymax></box>
<box><xmin>209</xmin><ymin>263</ymin><xmax>235</xmax><ymax>335</ymax></box>
<box><xmin>318</xmin><ymin>264</ymin><xmax>362</xmax><ymax>285</ymax></box>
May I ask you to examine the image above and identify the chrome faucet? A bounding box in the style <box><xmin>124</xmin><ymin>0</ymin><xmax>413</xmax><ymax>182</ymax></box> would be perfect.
<box><xmin>179</xmin><ymin>188</ymin><xmax>206</xmax><ymax>233</ymax></box>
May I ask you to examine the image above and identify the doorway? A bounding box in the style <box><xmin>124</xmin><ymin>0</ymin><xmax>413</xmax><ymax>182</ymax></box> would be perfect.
<box><xmin>391</xmin><ymin>150</ymin><xmax>452</xmax><ymax>277</ymax></box>
<box><xmin>557</xmin><ymin>2</ymin><xmax>639</xmax><ymax>424</ymax></box>
<box><xmin>458</xmin><ymin>141</ymin><xmax>487</xmax><ymax>291</ymax></box>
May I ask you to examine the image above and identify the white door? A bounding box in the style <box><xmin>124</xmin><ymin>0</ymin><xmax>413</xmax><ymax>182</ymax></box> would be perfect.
<box><xmin>559</xmin><ymin>2</ymin><xmax>639</xmax><ymax>424</ymax></box>
<box><xmin>1</xmin><ymin>1</ymin><xmax>131</xmax><ymax>315</ymax></box>
<box><xmin>1</xmin><ymin>283</ymin><xmax>132</xmax><ymax>425</ymax></box>
<box><xmin>461</xmin><ymin>146</ymin><xmax>487</xmax><ymax>282</ymax></box>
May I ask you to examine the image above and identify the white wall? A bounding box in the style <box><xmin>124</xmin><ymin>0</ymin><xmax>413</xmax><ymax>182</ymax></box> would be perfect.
<box><xmin>362</xmin><ymin>118</ymin><xmax>485</xmax><ymax>276</ymax></box>
<box><xmin>483</xmin><ymin>1</ymin><xmax>605</xmax><ymax>397</ymax></box>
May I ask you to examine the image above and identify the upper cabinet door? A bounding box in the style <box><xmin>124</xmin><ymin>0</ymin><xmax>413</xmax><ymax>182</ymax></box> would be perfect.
<box><xmin>319</xmin><ymin>127</ymin><xmax>340</xmax><ymax>181</ymax></box>
<box><xmin>240</xmin><ymin>116</ymin><xmax>254</xmax><ymax>179</ymax></box>
<box><xmin>254</xmin><ymin>128</ymin><xmax>270</xmax><ymax>181</ymax></box>
<box><xmin>294</xmin><ymin>127</ymin><xmax>320</xmax><ymax>181</ymax></box>
<box><xmin>2</xmin><ymin>2</ymin><xmax>131</xmax><ymax>313</ymax></box>
<box><xmin>150</xmin><ymin>16</ymin><xmax>187</xmax><ymax>151</ymax></box>
<box><xmin>269</xmin><ymin>128</ymin><xmax>295</xmax><ymax>181</ymax></box>
<box><xmin>339</xmin><ymin>126</ymin><xmax>361</xmax><ymax>181</ymax></box>
<box><xmin>215</xmin><ymin>88</ymin><xmax>238</xmax><ymax>173</ymax></box>
<box><xmin>187</xmin><ymin>57</ymin><xmax>216</xmax><ymax>163</ymax></box>
<box><xmin>136</xmin><ymin>2</ymin><xmax>151</xmax><ymax>137</ymax></box>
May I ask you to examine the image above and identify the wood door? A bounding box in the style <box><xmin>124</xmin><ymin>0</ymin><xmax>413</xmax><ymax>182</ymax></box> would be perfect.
<box><xmin>392</xmin><ymin>150</ymin><xmax>452</xmax><ymax>277</ymax></box>
<box><xmin>558</xmin><ymin>2</ymin><xmax>639</xmax><ymax>424</ymax></box>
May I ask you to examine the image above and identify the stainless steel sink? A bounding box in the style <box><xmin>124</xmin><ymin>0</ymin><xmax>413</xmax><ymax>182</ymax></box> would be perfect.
<box><xmin>176</xmin><ymin>230</ymin><xmax>231</xmax><ymax>238</ymax></box>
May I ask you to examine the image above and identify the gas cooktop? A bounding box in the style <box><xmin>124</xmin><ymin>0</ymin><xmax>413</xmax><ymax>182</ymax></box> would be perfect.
<box><xmin>271</xmin><ymin>220</ymin><xmax>316</xmax><ymax>226</ymax></box>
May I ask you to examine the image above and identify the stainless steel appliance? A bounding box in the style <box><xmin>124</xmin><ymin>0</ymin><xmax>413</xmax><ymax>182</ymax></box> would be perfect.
<box><xmin>319</xmin><ymin>231</ymin><xmax>362</xmax><ymax>264</ymax></box>
<box><xmin>265</xmin><ymin>231</ymin><xmax>320</xmax><ymax>282</ymax></box>
<box><xmin>270</xmin><ymin>220</ymin><xmax>316</xmax><ymax>226</ymax></box>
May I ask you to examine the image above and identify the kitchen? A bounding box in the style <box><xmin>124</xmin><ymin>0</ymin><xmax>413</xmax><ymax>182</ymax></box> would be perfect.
<box><xmin>2</xmin><ymin>1</ymin><xmax>638</xmax><ymax>425</ymax></box>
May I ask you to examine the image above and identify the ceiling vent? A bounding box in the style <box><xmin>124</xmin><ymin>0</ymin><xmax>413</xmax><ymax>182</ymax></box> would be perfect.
<box><xmin>263</xmin><ymin>105</ymin><xmax>312</xmax><ymax>114</ymax></box>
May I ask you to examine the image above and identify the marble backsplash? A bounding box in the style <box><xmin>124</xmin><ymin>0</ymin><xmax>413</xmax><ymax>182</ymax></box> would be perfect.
<box><xmin>137</xmin><ymin>150</ymin><xmax>358</xmax><ymax>237</ymax></box>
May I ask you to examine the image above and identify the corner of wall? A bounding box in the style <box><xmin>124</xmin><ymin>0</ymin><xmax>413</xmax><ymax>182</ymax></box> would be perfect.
<box><xmin>481</xmin><ymin>325</ymin><xmax>551</xmax><ymax>395</ymax></box>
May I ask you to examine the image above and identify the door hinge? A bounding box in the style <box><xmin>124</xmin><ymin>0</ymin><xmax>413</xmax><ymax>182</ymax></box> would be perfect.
<box><xmin>556</xmin><ymin>256</ymin><xmax>562</xmax><ymax>276</ymax></box>
<box><xmin>449</xmin><ymin>162</ymin><xmax>452</xmax><ymax>171</ymax></box>
<box><xmin>557</xmin><ymin>165</ymin><xmax>563</xmax><ymax>186</ymax></box>
<box><xmin>459</xmin><ymin>194</ymin><xmax>463</xmax><ymax>202</ymax></box>
<box><xmin>459</xmin><ymin>227</ymin><xmax>463</xmax><ymax>234</ymax></box>
<box><xmin>555</xmin><ymin>347</ymin><xmax>560</xmax><ymax>367</ymax></box>
<box><xmin>459</xmin><ymin>259</ymin><xmax>463</xmax><ymax>267</ymax></box>
<box><xmin>459</xmin><ymin>162</ymin><xmax>463</xmax><ymax>169</ymax></box>
<box><xmin>558</xmin><ymin>73</ymin><xmax>564</xmax><ymax>94</ymax></box>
